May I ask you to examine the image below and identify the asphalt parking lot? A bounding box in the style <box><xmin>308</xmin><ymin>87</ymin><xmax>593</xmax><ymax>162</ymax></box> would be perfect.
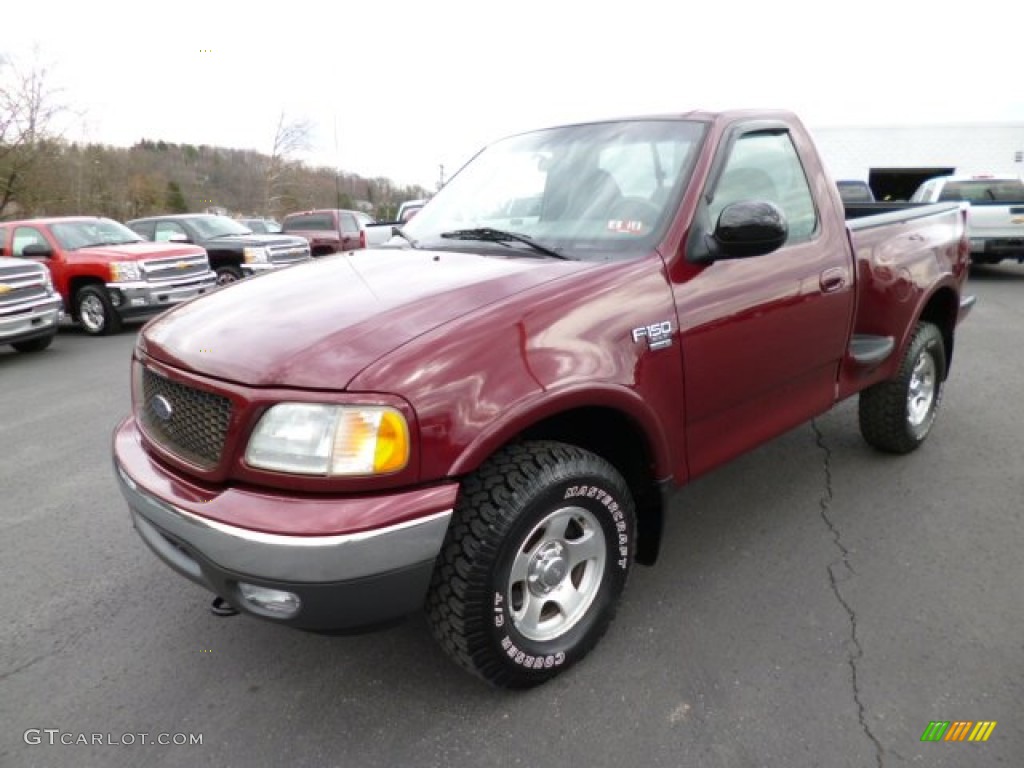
<box><xmin>1</xmin><ymin>265</ymin><xmax>1021</xmax><ymax>768</ymax></box>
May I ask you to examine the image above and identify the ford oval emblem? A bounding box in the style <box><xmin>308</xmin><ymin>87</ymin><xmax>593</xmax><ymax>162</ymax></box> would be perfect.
<box><xmin>151</xmin><ymin>395</ymin><xmax>174</xmax><ymax>422</ymax></box>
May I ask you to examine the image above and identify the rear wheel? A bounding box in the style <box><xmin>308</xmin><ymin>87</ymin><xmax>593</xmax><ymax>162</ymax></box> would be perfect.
<box><xmin>426</xmin><ymin>441</ymin><xmax>635</xmax><ymax>688</ymax></box>
<box><xmin>75</xmin><ymin>285</ymin><xmax>121</xmax><ymax>336</ymax></box>
<box><xmin>12</xmin><ymin>334</ymin><xmax>55</xmax><ymax>353</ymax></box>
<box><xmin>859</xmin><ymin>322</ymin><xmax>946</xmax><ymax>454</ymax></box>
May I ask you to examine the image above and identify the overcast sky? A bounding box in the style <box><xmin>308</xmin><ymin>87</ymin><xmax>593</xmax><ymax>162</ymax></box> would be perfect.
<box><xmin>4</xmin><ymin>1</ymin><xmax>1021</xmax><ymax>191</ymax></box>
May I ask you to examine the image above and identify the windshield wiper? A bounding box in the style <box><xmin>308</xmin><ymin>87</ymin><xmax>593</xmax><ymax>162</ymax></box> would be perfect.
<box><xmin>439</xmin><ymin>227</ymin><xmax>570</xmax><ymax>260</ymax></box>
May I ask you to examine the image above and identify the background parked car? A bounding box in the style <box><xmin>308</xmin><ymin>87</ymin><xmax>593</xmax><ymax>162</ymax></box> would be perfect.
<box><xmin>0</xmin><ymin>217</ymin><xmax>215</xmax><ymax>335</ymax></box>
<box><xmin>836</xmin><ymin>179</ymin><xmax>875</xmax><ymax>203</ymax></box>
<box><xmin>127</xmin><ymin>214</ymin><xmax>311</xmax><ymax>285</ymax></box>
<box><xmin>237</xmin><ymin>217</ymin><xmax>283</xmax><ymax>234</ymax></box>
<box><xmin>281</xmin><ymin>209</ymin><xmax>367</xmax><ymax>256</ymax></box>
<box><xmin>0</xmin><ymin>255</ymin><xmax>63</xmax><ymax>352</ymax></box>
<box><xmin>910</xmin><ymin>174</ymin><xmax>1024</xmax><ymax>264</ymax></box>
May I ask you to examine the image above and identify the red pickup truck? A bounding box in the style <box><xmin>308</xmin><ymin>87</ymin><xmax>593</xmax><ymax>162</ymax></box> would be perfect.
<box><xmin>280</xmin><ymin>209</ymin><xmax>369</xmax><ymax>256</ymax></box>
<box><xmin>0</xmin><ymin>217</ymin><xmax>217</xmax><ymax>335</ymax></box>
<box><xmin>113</xmin><ymin>110</ymin><xmax>974</xmax><ymax>688</ymax></box>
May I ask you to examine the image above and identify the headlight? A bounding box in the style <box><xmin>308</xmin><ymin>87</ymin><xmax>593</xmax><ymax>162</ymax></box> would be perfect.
<box><xmin>243</xmin><ymin>247</ymin><xmax>270</xmax><ymax>264</ymax></box>
<box><xmin>41</xmin><ymin>269</ymin><xmax>55</xmax><ymax>294</ymax></box>
<box><xmin>245</xmin><ymin>404</ymin><xmax>410</xmax><ymax>476</ymax></box>
<box><xmin>110</xmin><ymin>262</ymin><xmax>142</xmax><ymax>282</ymax></box>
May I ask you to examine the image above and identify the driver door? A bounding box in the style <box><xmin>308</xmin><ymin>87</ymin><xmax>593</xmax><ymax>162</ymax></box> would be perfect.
<box><xmin>675</xmin><ymin>127</ymin><xmax>854</xmax><ymax>477</ymax></box>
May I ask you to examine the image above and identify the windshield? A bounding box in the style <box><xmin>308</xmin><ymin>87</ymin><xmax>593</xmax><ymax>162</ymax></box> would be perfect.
<box><xmin>241</xmin><ymin>219</ymin><xmax>282</xmax><ymax>234</ymax></box>
<box><xmin>49</xmin><ymin>218</ymin><xmax>144</xmax><ymax>250</ymax></box>
<box><xmin>402</xmin><ymin>119</ymin><xmax>707</xmax><ymax>260</ymax></box>
<box><xmin>938</xmin><ymin>179</ymin><xmax>1024</xmax><ymax>203</ymax></box>
<box><xmin>190</xmin><ymin>215</ymin><xmax>253</xmax><ymax>238</ymax></box>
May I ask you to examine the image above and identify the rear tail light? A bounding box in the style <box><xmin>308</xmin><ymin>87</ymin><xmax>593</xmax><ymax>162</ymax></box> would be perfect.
<box><xmin>359</xmin><ymin>229</ymin><xmax>367</xmax><ymax>249</ymax></box>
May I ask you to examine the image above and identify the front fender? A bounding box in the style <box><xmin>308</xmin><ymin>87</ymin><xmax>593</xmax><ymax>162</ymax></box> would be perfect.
<box><xmin>448</xmin><ymin>382</ymin><xmax>674</xmax><ymax>481</ymax></box>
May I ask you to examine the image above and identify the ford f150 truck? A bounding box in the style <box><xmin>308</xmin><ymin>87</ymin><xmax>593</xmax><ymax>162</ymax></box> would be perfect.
<box><xmin>126</xmin><ymin>214</ymin><xmax>312</xmax><ymax>285</ymax></box>
<box><xmin>0</xmin><ymin>217</ymin><xmax>216</xmax><ymax>336</ymax></box>
<box><xmin>910</xmin><ymin>174</ymin><xmax>1024</xmax><ymax>264</ymax></box>
<box><xmin>0</xmin><ymin>256</ymin><xmax>63</xmax><ymax>353</ymax></box>
<box><xmin>113</xmin><ymin>109</ymin><xmax>974</xmax><ymax>689</ymax></box>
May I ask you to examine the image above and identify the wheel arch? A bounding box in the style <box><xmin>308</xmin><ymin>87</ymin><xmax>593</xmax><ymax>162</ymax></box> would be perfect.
<box><xmin>915</xmin><ymin>284</ymin><xmax>959</xmax><ymax>377</ymax></box>
<box><xmin>448</xmin><ymin>388</ymin><xmax>675</xmax><ymax>566</ymax></box>
<box><xmin>207</xmin><ymin>249</ymin><xmax>243</xmax><ymax>268</ymax></box>
<box><xmin>68</xmin><ymin>275</ymin><xmax>106</xmax><ymax>319</ymax></box>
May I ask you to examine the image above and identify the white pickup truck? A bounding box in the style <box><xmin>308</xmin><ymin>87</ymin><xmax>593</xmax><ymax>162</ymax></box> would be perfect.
<box><xmin>911</xmin><ymin>174</ymin><xmax>1024</xmax><ymax>265</ymax></box>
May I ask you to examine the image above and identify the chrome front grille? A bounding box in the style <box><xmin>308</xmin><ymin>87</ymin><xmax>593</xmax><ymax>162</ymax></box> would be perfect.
<box><xmin>0</xmin><ymin>266</ymin><xmax>49</xmax><ymax>313</ymax></box>
<box><xmin>142</xmin><ymin>255</ymin><xmax>210</xmax><ymax>283</ymax></box>
<box><xmin>139</xmin><ymin>367</ymin><xmax>231</xmax><ymax>469</ymax></box>
<box><xmin>268</xmin><ymin>243</ymin><xmax>311</xmax><ymax>265</ymax></box>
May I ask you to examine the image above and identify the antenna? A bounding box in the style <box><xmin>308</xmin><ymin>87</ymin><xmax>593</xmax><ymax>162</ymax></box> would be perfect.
<box><xmin>334</xmin><ymin>115</ymin><xmax>342</xmax><ymax>211</ymax></box>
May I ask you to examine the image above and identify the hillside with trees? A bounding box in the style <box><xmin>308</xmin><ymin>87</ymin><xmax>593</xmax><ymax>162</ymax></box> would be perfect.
<box><xmin>0</xmin><ymin>54</ymin><xmax>429</xmax><ymax>223</ymax></box>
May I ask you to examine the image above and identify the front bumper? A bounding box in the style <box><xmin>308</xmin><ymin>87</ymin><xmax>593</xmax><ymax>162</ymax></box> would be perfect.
<box><xmin>0</xmin><ymin>295</ymin><xmax>62</xmax><ymax>343</ymax></box>
<box><xmin>112</xmin><ymin>417</ymin><xmax>457</xmax><ymax>630</ymax></box>
<box><xmin>242</xmin><ymin>259</ymin><xmax>309</xmax><ymax>276</ymax></box>
<box><xmin>106</xmin><ymin>274</ymin><xmax>218</xmax><ymax>320</ymax></box>
<box><xmin>241</xmin><ymin>263</ymin><xmax>277</xmax><ymax>276</ymax></box>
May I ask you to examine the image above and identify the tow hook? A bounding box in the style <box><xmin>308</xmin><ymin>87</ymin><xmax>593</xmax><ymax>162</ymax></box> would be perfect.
<box><xmin>210</xmin><ymin>596</ymin><xmax>239</xmax><ymax>617</ymax></box>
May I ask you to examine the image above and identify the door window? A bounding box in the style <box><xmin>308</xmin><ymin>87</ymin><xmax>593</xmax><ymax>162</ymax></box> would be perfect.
<box><xmin>154</xmin><ymin>221</ymin><xmax>188</xmax><ymax>242</ymax></box>
<box><xmin>13</xmin><ymin>227</ymin><xmax>48</xmax><ymax>256</ymax></box>
<box><xmin>710</xmin><ymin>131</ymin><xmax>818</xmax><ymax>244</ymax></box>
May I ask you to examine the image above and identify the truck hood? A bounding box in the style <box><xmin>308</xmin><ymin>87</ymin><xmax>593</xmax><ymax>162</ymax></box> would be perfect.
<box><xmin>68</xmin><ymin>241</ymin><xmax>207</xmax><ymax>263</ymax></box>
<box><xmin>141</xmin><ymin>249</ymin><xmax>592</xmax><ymax>388</ymax></box>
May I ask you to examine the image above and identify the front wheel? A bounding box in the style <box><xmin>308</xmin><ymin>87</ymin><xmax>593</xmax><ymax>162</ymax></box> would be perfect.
<box><xmin>12</xmin><ymin>334</ymin><xmax>55</xmax><ymax>353</ymax></box>
<box><xmin>859</xmin><ymin>322</ymin><xmax>946</xmax><ymax>454</ymax></box>
<box><xmin>215</xmin><ymin>266</ymin><xmax>244</xmax><ymax>286</ymax></box>
<box><xmin>75</xmin><ymin>285</ymin><xmax>121</xmax><ymax>336</ymax></box>
<box><xmin>426</xmin><ymin>441</ymin><xmax>635</xmax><ymax>689</ymax></box>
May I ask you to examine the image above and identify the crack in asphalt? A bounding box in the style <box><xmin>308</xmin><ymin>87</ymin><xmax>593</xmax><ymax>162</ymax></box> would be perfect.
<box><xmin>812</xmin><ymin>419</ymin><xmax>885</xmax><ymax>768</ymax></box>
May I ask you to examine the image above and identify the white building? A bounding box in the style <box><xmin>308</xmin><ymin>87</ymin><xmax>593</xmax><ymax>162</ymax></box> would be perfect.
<box><xmin>807</xmin><ymin>123</ymin><xmax>1024</xmax><ymax>200</ymax></box>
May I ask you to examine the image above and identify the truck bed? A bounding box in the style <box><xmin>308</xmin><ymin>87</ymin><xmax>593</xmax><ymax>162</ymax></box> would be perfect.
<box><xmin>844</xmin><ymin>201</ymin><xmax>964</xmax><ymax>228</ymax></box>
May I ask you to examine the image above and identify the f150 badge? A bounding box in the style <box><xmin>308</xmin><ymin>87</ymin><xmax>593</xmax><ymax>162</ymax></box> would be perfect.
<box><xmin>632</xmin><ymin>320</ymin><xmax>673</xmax><ymax>350</ymax></box>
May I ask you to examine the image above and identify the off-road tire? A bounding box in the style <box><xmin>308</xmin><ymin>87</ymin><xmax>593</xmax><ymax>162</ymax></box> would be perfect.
<box><xmin>859</xmin><ymin>322</ymin><xmax>946</xmax><ymax>454</ymax></box>
<box><xmin>426</xmin><ymin>441</ymin><xmax>635</xmax><ymax>689</ymax></box>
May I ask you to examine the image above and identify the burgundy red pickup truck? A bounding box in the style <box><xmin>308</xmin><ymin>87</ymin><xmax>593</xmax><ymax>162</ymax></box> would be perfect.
<box><xmin>113</xmin><ymin>110</ymin><xmax>974</xmax><ymax>688</ymax></box>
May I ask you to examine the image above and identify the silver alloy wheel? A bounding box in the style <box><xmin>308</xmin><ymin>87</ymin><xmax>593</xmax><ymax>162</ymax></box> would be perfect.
<box><xmin>79</xmin><ymin>294</ymin><xmax>106</xmax><ymax>332</ymax></box>
<box><xmin>507</xmin><ymin>505</ymin><xmax>606</xmax><ymax>642</ymax></box>
<box><xmin>907</xmin><ymin>350</ymin><xmax>937</xmax><ymax>427</ymax></box>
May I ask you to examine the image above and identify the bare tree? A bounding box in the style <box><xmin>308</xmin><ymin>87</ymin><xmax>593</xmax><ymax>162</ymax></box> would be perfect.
<box><xmin>0</xmin><ymin>51</ymin><xmax>66</xmax><ymax>217</ymax></box>
<box><xmin>263</xmin><ymin>111</ymin><xmax>313</xmax><ymax>215</ymax></box>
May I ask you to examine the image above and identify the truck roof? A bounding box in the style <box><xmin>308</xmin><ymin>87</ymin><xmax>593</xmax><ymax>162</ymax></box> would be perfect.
<box><xmin>0</xmin><ymin>215</ymin><xmax>112</xmax><ymax>227</ymax></box>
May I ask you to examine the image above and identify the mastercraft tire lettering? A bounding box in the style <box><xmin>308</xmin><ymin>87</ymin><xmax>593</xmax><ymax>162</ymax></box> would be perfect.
<box><xmin>426</xmin><ymin>441</ymin><xmax>635</xmax><ymax>688</ymax></box>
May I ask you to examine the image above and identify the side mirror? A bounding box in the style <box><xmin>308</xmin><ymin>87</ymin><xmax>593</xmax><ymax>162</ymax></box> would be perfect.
<box><xmin>714</xmin><ymin>201</ymin><xmax>788</xmax><ymax>258</ymax></box>
<box><xmin>21</xmin><ymin>242</ymin><xmax>53</xmax><ymax>258</ymax></box>
<box><xmin>168</xmin><ymin>233</ymin><xmax>189</xmax><ymax>243</ymax></box>
<box><xmin>688</xmin><ymin>201</ymin><xmax>788</xmax><ymax>265</ymax></box>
